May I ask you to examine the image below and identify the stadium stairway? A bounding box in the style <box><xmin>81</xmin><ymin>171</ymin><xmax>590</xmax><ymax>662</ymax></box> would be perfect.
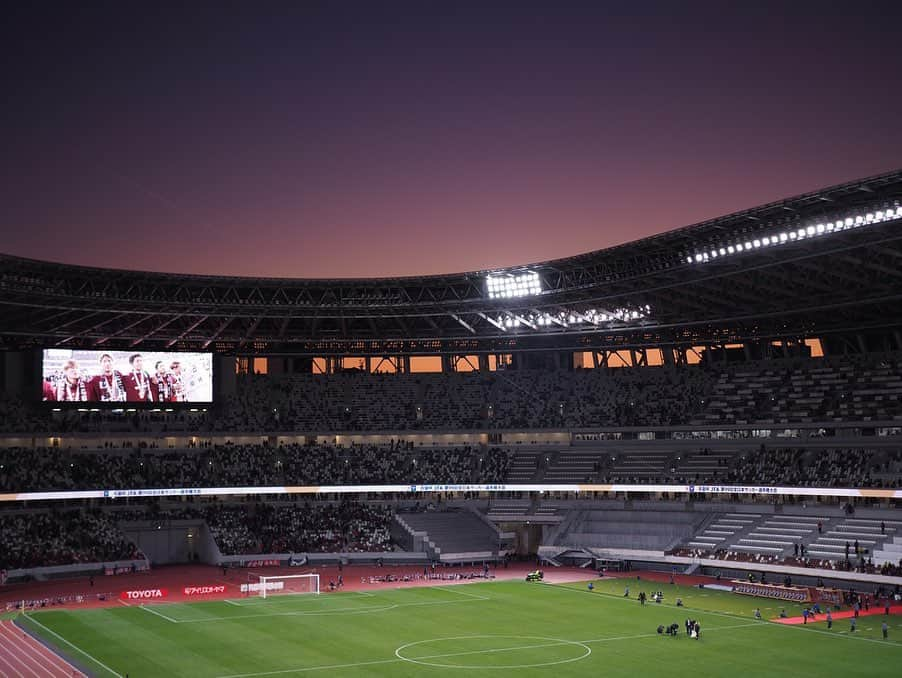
<box><xmin>873</xmin><ymin>534</ymin><xmax>902</xmax><ymax>566</ymax></box>
<box><xmin>395</xmin><ymin>510</ymin><xmax>499</xmax><ymax>560</ymax></box>
<box><xmin>683</xmin><ymin>512</ymin><xmax>761</xmax><ymax>553</ymax></box>
<box><xmin>505</xmin><ymin>451</ymin><xmax>542</xmax><ymax>482</ymax></box>
<box><xmin>554</xmin><ymin>507</ymin><xmax>705</xmax><ymax>551</ymax></box>
<box><xmin>805</xmin><ymin>517</ymin><xmax>900</xmax><ymax>562</ymax></box>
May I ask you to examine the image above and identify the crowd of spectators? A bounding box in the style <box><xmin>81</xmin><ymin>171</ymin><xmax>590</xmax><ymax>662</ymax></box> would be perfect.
<box><xmin>2</xmin><ymin>443</ymin><xmax>899</xmax><ymax>492</ymax></box>
<box><xmin>0</xmin><ymin>500</ymin><xmax>392</xmax><ymax>571</ymax></box>
<box><xmin>672</xmin><ymin>547</ymin><xmax>902</xmax><ymax>578</ymax></box>
<box><xmin>110</xmin><ymin>501</ymin><xmax>394</xmax><ymax>555</ymax></box>
<box><xmin>4</xmin><ymin>352</ymin><xmax>902</xmax><ymax>434</ymax></box>
<box><xmin>137</xmin><ymin>500</ymin><xmax>393</xmax><ymax>555</ymax></box>
<box><xmin>723</xmin><ymin>447</ymin><xmax>898</xmax><ymax>488</ymax></box>
<box><xmin>0</xmin><ymin>443</ymin><xmax>512</xmax><ymax>492</ymax></box>
<box><xmin>217</xmin><ymin>367</ymin><xmax>718</xmax><ymax>431</ymax></box>
<box><xmin>691</xmin><ymin>354</ymin><xmax>902</xmax><ymax>426</ymax></box>
<box><xmin>251</xmin><ymin>501</ymin><xmax>392</xmax><ymax>554</ymax></box>
<box><xmin>0</xmin><ymin>510</ymin><xmax>142</xmax><ymax>571</ymax></box>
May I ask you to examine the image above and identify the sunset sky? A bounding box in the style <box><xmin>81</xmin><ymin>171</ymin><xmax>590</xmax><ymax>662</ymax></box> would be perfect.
<box><xmin>3</xmin><ymin>2</ymin><xmax>901</xmax><ymax>279</ymax></box>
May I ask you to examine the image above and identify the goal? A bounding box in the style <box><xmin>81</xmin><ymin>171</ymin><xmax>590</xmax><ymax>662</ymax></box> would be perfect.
<box><xmin>243</xmin><ymin>572</ymin><xmax>320</xmax><ymax>599</ymax></box>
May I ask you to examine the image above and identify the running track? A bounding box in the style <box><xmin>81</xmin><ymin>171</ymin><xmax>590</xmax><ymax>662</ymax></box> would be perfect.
<box><xmin>0</xmin><ymin>620</ymin><xmax>85</xmax><ymax>677</ymax></box>
<box><xmin>773</xmin><ymin>603</ymin><xmax>902</xmax><ymax>625</ymax></box>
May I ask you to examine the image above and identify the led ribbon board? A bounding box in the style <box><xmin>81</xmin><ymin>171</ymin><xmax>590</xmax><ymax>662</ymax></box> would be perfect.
<box><xmin>1</xmin><ymin>482</ymin><xmax>899</xmax><ymax>502</ymax></box>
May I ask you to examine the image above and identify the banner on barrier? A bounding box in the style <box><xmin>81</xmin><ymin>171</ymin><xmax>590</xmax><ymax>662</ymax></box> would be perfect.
<box><xmin>240</xmin><ymin>581</ymin><xmax>284</xmax><ymax>593</ymax></box>
<box><xmin>120</xmin><ymin>588</ymin><xmax>168</xmax><ymax>600</ymax></box>
<box><xmin>183</xmin><ymin>585</ymin><xmax>227</xmax><ymax>596</ymax></box>
<box><xmin>240</xmin><ymin>559</ymin><xmax>280</xmax><ymax>568</ymax></box>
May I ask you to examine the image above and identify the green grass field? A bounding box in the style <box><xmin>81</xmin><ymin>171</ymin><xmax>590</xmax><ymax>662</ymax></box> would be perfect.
<box><xmin>20</xmin><ymin>578</ymin><xmax>902</xmax><ymax>677</ymax></box>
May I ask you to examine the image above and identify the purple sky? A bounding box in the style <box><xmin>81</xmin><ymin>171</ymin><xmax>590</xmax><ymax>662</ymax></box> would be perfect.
<box><xmin>2</xmin><ymin>2</ymin><xmax>901</xmax><ymax>279</ymax></box>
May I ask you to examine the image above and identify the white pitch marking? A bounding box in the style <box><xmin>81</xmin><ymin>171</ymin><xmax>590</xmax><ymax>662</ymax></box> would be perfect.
<box><xmin>139</xmin><ymin>604</ymin><xmax>180</xmax><ymax>624</ymax></box>
<box><xmin>23</xmin><ymin>615</ymin><xmax>124</xmax><ymax>678</ymax></box>
<box><xmin>179</xmin><ymin>593</ymin><xmax>486</xmax><ymax>624</ymax></box>
<box><xmin>214</xmin><ymin>619</ymin><xmax>766</xmax><ymax>677</ymax></box>
<box><xmin>395</xmin><ymin>634</ymin><xmax>591</xmax><ymax>670</ymax></box>
<box><xmin>425</xmin><ymin>585</ymin><xmax>490</xmax><ymax>600</ymax></box>
<box><xmin>542</xmin><ymin>583</ymin><xmax>902</xmax><ymax>650</ymax></box>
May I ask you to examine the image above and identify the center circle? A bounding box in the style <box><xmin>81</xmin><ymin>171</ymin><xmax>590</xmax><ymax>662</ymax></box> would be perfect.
<box><xmin>395</xmin><ymin>634</ymin><xmax>592</xmax><ymax>669</ymax></box>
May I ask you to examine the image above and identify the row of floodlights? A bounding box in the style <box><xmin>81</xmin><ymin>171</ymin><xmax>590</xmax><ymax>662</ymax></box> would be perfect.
<box><xmin>486</xmin><ymin>271</ymin><xmax>542</xmax><ymax>299</ymax></box>
<box><xmin>687</xmin><ymin>207</ymin><xmax>902</xmax><ymax>264</ymax></box>
<box><xmin>52</xmin><ymin>408</ymin><xmax>207</xmax><ymax>413</ymax></box>
<box><xmin>495</xmin><ymin>305</ymin><xmax>651</xmax><ymax>329</ymax></box>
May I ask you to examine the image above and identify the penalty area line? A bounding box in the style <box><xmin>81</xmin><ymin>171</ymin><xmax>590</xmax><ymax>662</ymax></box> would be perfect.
<box><xmin>177</xmin><ymin>593</ymin><xmax>489</xmax><ymax>624</ymax></box>
<box><xmin>140</xmin><ymin>604</ymin><xmax>181</xmax><ymax>623</ymax></box>
<box><xmin>425</xmin><ymin>585</ymin><xmax>490</xmax><ymax>600</ymax></box>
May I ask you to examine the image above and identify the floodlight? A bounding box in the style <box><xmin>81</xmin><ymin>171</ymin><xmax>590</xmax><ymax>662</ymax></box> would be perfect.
<box><xmin>485</xmin><ymin>271</ymin><xmax>542</xmax><ymax>299</ymax></box>
<box><xmin>685</xmin><ymin>204</ymin><xmax>902</xmax><ymax>266</ymax></box>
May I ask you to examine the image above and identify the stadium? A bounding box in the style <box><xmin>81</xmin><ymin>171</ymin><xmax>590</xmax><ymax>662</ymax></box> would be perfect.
<box><xmin>0</xmin><ymin>168</ymin><xmax>900</xmax><ymax>676</ymax></box>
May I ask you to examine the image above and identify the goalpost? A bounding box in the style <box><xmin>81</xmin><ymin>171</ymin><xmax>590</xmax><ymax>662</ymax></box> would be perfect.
<box><xmin>244</xmin><ymin>572</ymin><xmax>320</xmax><ymax>599</ymax></box>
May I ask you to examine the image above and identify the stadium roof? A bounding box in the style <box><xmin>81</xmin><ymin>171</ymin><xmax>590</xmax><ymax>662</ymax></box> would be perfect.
<box><xmin>2</xmin><ymin>169</ymin><xmax>901</xmax><ymax>354</ymax></box>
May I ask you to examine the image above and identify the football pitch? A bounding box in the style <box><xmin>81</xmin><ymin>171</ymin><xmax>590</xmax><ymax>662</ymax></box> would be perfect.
<box><xmin>18</xmin><ymin>578</ymin><xmax>902</xmax><ymax>677</ymax></box>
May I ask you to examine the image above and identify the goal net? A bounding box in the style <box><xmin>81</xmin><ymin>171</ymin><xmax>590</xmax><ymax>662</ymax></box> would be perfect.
<box><xmin>243</xmin><ymin>573</ymin><xmax>320</xmax><ymax>599</ymax></box>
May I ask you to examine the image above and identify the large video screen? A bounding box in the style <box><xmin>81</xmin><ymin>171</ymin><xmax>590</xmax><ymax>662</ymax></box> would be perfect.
<box><xmin>41</xmin><ymin>349</ymin><xmax>213</xmax><ymax>403</ymax></box>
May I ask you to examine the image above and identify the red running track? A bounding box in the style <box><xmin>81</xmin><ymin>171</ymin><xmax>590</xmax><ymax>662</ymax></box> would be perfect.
<box><xmin>1</xmin><ymin>562</ymin><xmax>720</xmax><ymax>615</ymax></box>
<box><xmin>773</xmin><ymin>603</ymin><xmax>902</xmax><ymax>625</ymax></box>
<box><xmin>0</xmin><ymin>620</ymin><xmax>85</xmax><ymax>677</ymax></box>
<box><xmin>0</xmin><ymin>563</ymin><xmax>601</xmax><ymax>612</ymax></box>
